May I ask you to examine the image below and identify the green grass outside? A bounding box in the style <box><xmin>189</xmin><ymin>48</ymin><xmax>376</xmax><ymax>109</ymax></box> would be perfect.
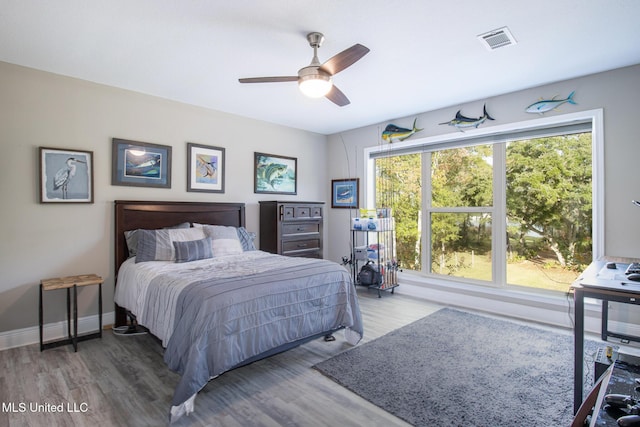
<box><xmin>432</xmin><ymin>252</ymin><xmax>578</xmax><ymax>293</ymax></box>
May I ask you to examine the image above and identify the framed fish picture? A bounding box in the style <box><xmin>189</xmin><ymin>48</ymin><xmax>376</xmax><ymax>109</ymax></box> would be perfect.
<box><xmin>187</xmin><ymin>143</ymin><xmax>225</xmax><ymax>193</ymax></box>
<box><xmin>331</xmin><ymin>178</ymin><xmax>359</xmax><ymax>209</ymax></box>
<box><xmin>111</xmin><ymin>138</ymin><xmax>171</xmax><ymax>188</ymax></box>
<box><xmin>254</xmin><ymin>152</ymin><xmax>297</xmax><ymax>195</ymax></box>
<box><xmin>39</xmin><ymin>146</ymin><xmax>94</xmax><ymax>203</ymax></box>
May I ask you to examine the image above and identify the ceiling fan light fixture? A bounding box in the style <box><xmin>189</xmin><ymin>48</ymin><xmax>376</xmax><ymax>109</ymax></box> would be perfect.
<box><xmin>299</xmin><ymin>76</ymin><xmax>332</xmax><ymax>98</ymax></box>
<box><xmin>238</xmin><ymin>32</ymin><xmax>368</xmax><ymax>106</ymax></box>
<box><xmin>298</xmin><ymin>67</ymin><xmax>332</xmax><ymax>98</ymax></box>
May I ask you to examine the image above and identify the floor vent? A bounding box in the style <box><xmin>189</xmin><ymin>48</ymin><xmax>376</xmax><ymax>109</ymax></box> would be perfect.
<box><xmin>478</xmin><ymin>26</ymin><xmax>517</xmax><ymax>50</ymax></box>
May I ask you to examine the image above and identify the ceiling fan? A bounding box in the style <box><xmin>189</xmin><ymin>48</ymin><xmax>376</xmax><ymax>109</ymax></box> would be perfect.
<box><xmin>238</xmin><ymin>32</ymin><xmax>369</xmax><ymax>106</ymax></box>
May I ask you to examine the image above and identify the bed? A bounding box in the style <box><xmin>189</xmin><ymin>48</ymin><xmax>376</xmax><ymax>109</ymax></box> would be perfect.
<box><xmin>113</xmin><ymin>200</ymin><xmax>363</xmax><ymax>421</ymax></box>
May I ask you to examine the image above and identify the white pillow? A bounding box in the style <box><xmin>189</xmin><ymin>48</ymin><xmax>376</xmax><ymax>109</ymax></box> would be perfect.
<box><xmin>201</xmin><ymin>225</ymin><xmax>244</xmax><ymax>257</ymax></box>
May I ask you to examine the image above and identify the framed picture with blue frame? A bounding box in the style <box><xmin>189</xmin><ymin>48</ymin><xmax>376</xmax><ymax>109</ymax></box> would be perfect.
<box><xmin>111</xmin><ymin>138</ymin><xmax>171</xmax><ymax>188</ymax></box>
<box><xmin>331</xmin><ymin>178</ymin><xmax>359</xmax><ymax>209</ymax></box>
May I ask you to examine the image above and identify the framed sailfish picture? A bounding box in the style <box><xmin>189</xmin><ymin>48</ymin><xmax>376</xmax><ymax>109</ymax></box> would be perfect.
<box><xmin>111</xmin><ymin>138</ymin><xmax>171</xmax><ymax>188</ymax></box>
<box><xmin>254</xmin><ymin>152</ymin><xmax>297</xmax><ymax>195</ymax></box>
<box><xmin>187</xmin><ymin>143</ymin><xmax>225</xmax><ymax>193</ymax></box>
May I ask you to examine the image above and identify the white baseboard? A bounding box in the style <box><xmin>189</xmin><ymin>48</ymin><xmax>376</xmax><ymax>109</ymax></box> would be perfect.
<box><xmin>0</xmin><ymin>311</ymin><xmax>115</xmax><ymax>351</ymax></box>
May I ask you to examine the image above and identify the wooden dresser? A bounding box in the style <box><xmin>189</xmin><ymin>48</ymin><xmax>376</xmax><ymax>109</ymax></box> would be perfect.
<box><xmin>259</xmin><ymin>201</ymin><xmax>324</xmax><ymax>258</ymax></box>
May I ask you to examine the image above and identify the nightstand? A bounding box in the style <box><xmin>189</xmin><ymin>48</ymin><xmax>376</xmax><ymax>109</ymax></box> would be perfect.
<box><xmin>39</xmin><ymin>274</ymin><xmax>103</xmax><ymax>352</ymax></box>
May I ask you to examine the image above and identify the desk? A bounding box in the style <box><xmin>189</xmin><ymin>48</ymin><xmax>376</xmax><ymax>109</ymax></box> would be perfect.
<box><xmin>572</xmin><ymin>259</ymin><xmax>640</xmax><ymax>414</ymax></box>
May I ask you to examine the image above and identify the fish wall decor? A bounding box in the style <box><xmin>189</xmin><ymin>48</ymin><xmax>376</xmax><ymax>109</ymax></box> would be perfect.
<box><xmin>256</xmin><ymin>162</ymin><xmax>289</xmax><ymax>191</ymax></box>
<box><xmin>439</xmin><ymin>104</ymin><xmax>494</xmax><ymax>132</ymax></box>
<box><xmin>525</xmin><ymin>91</ymin><xmax>576</xmax><ymax>114</ymax></box>
<box><xmin>381</xmin><ymin>118</ymin><xmax>423</xmax><ymax>142</ymax></box>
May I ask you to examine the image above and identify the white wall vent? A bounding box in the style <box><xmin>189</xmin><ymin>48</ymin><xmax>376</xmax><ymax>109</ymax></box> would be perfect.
<box><xmin>478</xmin><ymin>27</ymin><xmax>517</xmax><ymax>50</ymax></box>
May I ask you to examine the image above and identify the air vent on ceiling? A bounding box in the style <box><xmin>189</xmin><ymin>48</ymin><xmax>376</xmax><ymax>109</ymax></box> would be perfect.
<box><xmin>478</xmin><ymin>26</ymin><xmax>517</xmax><ymax>50</ymax></box>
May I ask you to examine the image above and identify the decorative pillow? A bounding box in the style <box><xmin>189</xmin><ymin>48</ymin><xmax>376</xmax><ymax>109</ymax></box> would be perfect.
<box><xmin>135</xmin><ymin>227</ymin><xmax>206</xmax><ymax>263</ymax></box>
<box><xmin>124</xmin><ymin>229</ymin><xmax>139</xmax><ymax>257</ymax></box>
<box><xmin>168</xmin><ymin>222</ymin><xmax>192</xmax><ymax>229</ymax></box>
<box><xmin>201</xmin><ymin>225</ymin><xmax>244</xmax><ymax>256</ymax></box>
<box><xmin>237</xmin><ymin>227</ymin><xmax>257</xmax><ymax>251</ymax></box>
<box><xmin>124</xmin><ymin>222</ymin><xmax>190</xmax><ymax>258</ymax></box>
<box><xmin>173</xmin><ymin>237</ymin><xmax>213</xmax><ymax>263</ymax></box>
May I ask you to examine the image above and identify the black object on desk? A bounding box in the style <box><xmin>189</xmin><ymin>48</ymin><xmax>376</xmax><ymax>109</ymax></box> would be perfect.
<box><xmin>590</xmin><ymin>357</ymin><xmax>640</xmax><ymax>426</ymax></box>
<box><xmin>572</xmin><ymin>260</ymin><xmax>640</xmax><ymax>414</ymax></box>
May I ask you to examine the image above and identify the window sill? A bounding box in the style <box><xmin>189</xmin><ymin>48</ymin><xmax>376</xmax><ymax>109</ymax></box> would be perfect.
<box><xmin>396</xmin><ymin>271</ymin><xmax>606</xmax><ymax>334</ymax></box>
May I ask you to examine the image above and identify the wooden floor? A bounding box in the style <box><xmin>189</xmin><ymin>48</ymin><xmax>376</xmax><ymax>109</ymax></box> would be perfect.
<box><xmin>0</xmin><ymin>288</ymin><xmax>443</xmax><ymax>427</ymax></box>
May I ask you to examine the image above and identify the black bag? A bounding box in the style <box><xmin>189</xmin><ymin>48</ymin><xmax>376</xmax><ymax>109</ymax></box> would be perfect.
<box><xmin>358</xmin><ymin>261</ymin><xmax>382</xmax><ymax>286</ymax></box>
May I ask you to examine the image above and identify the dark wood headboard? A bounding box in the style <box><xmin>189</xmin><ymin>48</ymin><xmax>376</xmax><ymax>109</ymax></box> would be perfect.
<box><xmin>114</xmin><ymin>200</ymin><xmax>245</xmax><ymax>326</ymax></box>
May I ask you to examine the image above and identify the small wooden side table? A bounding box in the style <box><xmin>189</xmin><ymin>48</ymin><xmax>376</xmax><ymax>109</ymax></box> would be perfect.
<box><xmin>39</xmin><ymin>274</ymin><xmax>103</xmax><ymax>352</ymax></box>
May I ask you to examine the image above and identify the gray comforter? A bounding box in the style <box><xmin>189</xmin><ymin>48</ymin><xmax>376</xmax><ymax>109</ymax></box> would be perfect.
<box><xmin>156</xmin><ymin>253</ymin><xmax>363</xmax><ymax>409</ymax></box>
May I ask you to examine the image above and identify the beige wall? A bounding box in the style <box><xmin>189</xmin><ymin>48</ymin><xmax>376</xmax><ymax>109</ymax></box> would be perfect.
<box><xmin>326</xmin><ymin>64</ymin><xmax>640</xmax><ymax>263</ymax></box>
<box><xmin>0</xmin><ymin>61</ymin><xmax>327</xmax><ymax>334</ymax></box>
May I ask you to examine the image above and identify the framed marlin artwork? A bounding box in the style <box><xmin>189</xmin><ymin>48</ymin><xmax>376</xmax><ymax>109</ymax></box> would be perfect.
<box><xmin>254</xmin><ymin>152</ymin><xmax>297</xmax><ymax>195</ymax></box>
<box><xmin>111</xmin><ymin>138</ymin><xmax>172</xmax><ymax>188</ymax></box>
<box><xmin>331</xmin><ymin>178</ymin><xmax>359</xmax><ymax>209</ymax></box>
<box><xmin>187</xmin><ymin>143</ymin><xmax>225</xmax><ymax>193</ymax></box>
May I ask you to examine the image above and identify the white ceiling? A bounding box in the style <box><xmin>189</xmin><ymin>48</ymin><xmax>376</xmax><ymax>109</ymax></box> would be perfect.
<box><xmin>1</xmin><ymin>0</ymin><xmax>639</xmax><ymax>135</ymax></box>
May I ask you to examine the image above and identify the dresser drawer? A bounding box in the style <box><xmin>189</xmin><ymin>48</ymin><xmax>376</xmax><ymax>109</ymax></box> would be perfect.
<box><xmin>282</xmin><ymin>239</ymin><xmax>320</xmax><ymax>253</ymax></box>
<box><xmin>282</xmin><ymin>222</ymin><xmax>320</xmax><ymax>235</ymax></box>
<box><xmin>295</xmin><ymin>207</ymin><xmax>311</xmax><ymax>218</ymax></box>
<box><xmin>311</xmin><ymin>206</ymin><xmax>322</xmax><ymax>218</ymax></box>
<box><xmin>286</xmin><ymin>251</ymin><xmax>321</xmax><ymax>259</ymax></box>
<box><xmin>282</xmin><ymin>206</ymin><xmax>322</xmax><ymax>220</ymax></box>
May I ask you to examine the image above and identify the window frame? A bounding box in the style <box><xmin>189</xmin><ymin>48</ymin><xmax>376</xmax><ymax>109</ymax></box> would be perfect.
<box><xmin>365</xmin><ymin>109</ymin><xmax>604</xmax><ymax>289</ymax></box>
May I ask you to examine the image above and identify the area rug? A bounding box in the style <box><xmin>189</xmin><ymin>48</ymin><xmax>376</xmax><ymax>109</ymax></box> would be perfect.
<box><xmin>314</xmin><ymin>308</ymin><xmax>599</xmax><ymax>427</ymax></box>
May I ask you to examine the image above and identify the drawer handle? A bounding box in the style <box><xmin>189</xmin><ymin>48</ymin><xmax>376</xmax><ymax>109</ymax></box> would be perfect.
<box><xmin>297</xmin><ymin>227</ymin><xmax>303</xmax><ymax>232</ymax></box>
<box><xmin>297</xmin><ymin>243</ymin><xmax>308</xmax><ymax>248</ymax></box>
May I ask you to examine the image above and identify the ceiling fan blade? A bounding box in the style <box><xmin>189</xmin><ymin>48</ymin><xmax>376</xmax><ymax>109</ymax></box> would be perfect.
<box><xmin>319</xmin><ymin>44</ymin><xmax>370</xmax><ymax>76</ymax></box>
<box><xmin>238</xmin><ymin>76</ymin><xmax>298</xmax><ymax>83</ymax></box>
<box><xmin>325</xmin><ymin>85</ymin><xmax>350</xmax><ymax>107</ymax></box>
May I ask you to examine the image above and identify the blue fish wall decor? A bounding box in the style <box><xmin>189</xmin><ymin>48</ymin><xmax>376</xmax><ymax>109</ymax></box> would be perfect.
<box><xmin>439</xmin><ymin>104</ymin><xmax>494</xmax><ymax>132</ymax></box>
<box><xmin>525</xmin><ymin>91</ymin><xmax>576</xmax><ymax>114</ymax></box>
<box><xmin>381</xmin><ymin>118</ymin><xmax>423</xmax><ymax>142</ymax></box>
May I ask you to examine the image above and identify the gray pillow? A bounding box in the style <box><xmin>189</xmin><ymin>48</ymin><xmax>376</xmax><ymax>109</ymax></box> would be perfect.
<box><xmin>173</xmin><ymin>237</ymin><xmax>213</xmax><ymax>263</ymax></box>
<box><xmin>135</xmin><ymin>227</ymin><xmax>206</xmax><ymax>263</ymax></box>
<box><xmin>124</xmin><ymin>222</ymin><xmax>190</xmax><ymax>257</ymax></box>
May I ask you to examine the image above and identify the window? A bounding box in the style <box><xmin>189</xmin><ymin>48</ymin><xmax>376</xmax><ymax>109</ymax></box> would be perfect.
<box><xmin>375</xmin><ymin>153</ymin><xmax>422</xmax><ymax>270</ymax></box>
<box><xmin>505</xmin><ymin>133</ymin><xmax>593</xmax><ymax>291</ymax></box>
<box><xmin>367</xmin><ymin>110</ymin><xmax>603</xmax><ymax>292</ymax></box>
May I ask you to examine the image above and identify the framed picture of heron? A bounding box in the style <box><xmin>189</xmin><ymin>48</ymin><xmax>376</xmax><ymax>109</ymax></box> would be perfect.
<box><xmin>111</xmin><ymin>138</ymin><xmax>171</xmax><ymax>188</ymax></box>
<box><xmin>254</xmin><ymin>152</ymin><xmax>297</xmax><ymax>195</ymax></box>
<box><xmin>39</xmin><ymin>147</ymin><xmax>94</xmax><ymax>203</ymax></box>
<box><xmin>187</xmin><ymin>143</ymin><xmax>225</xmax><ymax>193</ymax></box>
<box><xmin>331</xmin><ymin>178</ymin><xmax>359</xmax><ymax>209</ymax></box>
